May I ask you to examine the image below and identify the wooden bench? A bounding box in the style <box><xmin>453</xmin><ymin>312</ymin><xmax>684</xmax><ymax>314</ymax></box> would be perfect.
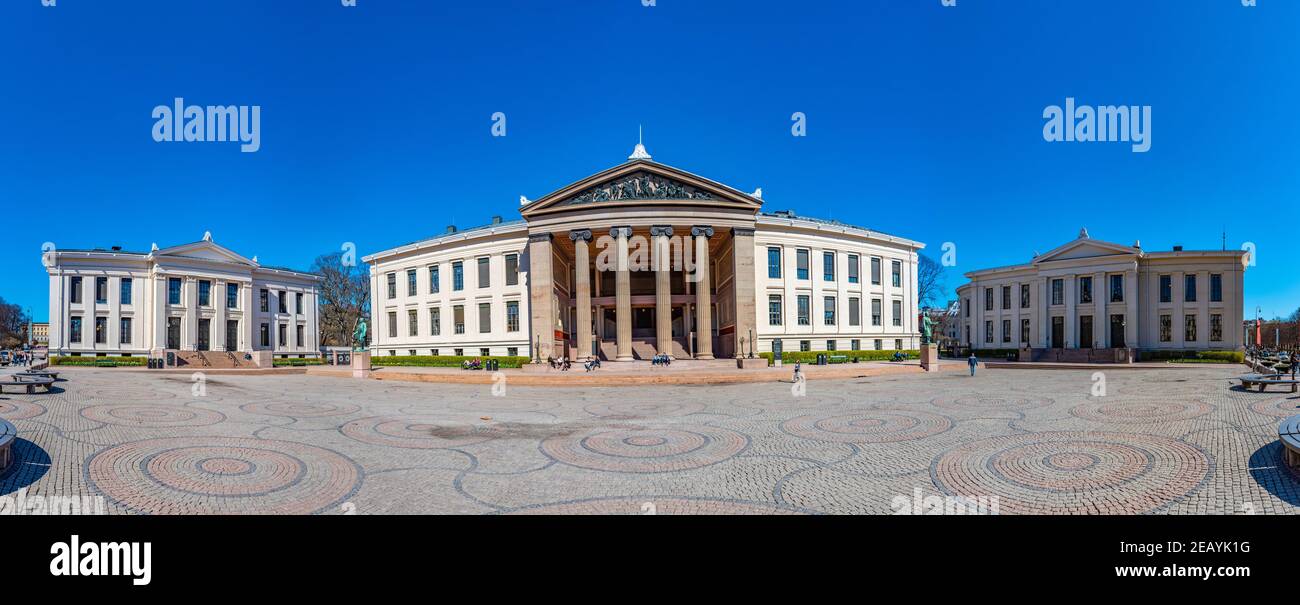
<box><xmin>829</xmin><ymin>355</ymin><xmax>848</xmax><ymax>364</ymax></box>
<box><xmin>1280</xmin><ymin>416</ymin><xmax>1300</xmax><ymax>472</ymax></box>
<box><xmin>0</xmin><ymin>418</ymin><xmax>15</xmax><ymax>474</ymax></box>
<box><xmin>0</xmin><ymin>376</ymin><xmax>54</xmax><ymax>394</ymax></box>
<box><xmin>1238</xmin><ymin>373</ymin><xmax>1300</xmax><ymax>393</ymax></box>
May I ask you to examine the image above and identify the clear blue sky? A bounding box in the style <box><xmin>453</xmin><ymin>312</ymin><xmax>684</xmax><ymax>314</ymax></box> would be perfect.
<box><xmin>3</xmin><ymin>0</ymin><xmax>1296</xmax><ymax>322</ymax></box>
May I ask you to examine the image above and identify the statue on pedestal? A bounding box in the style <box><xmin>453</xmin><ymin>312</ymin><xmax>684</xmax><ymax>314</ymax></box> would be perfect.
<box><xmin>351</xmin><ymin>317</ymin><xmax>369</xmax><ymax>352</ymax></box>
<box><xmin>920</xmin><ymin>313</ymin><xmax>935</xmax><ymax>346</ymax></box>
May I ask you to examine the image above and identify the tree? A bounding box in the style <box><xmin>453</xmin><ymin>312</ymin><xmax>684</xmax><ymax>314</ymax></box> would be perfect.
<box><xmin>0</xmin><ymin>297</ymin><xmax>29</xmax><ymax>349</ymax></box>
<box><xmin>916</xmin><ymin>254</ymin><xmax>947</xmax><ymax>309</ymax></box>
<box><xmin>311</xmin><ymin>252</ymin><xmax>370</xmax><ymax>347</ymax></box>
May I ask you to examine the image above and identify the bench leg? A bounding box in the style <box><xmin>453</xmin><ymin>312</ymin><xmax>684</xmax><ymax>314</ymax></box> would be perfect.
<box><xmin>1259</xmin><ymin>383</ymin><xmax>1266</xmax><ymax>392</ymax></box>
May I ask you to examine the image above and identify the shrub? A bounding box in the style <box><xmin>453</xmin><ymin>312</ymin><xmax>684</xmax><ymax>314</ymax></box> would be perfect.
<box><xmin>1137</xmin><ymin>350</ymin><xmax>1244</xmax><ymax>363</ymax></box>
<box><xmin>50</xmin><ymin>355</ymin><xmax>146</xmax><ymax>367</ymax></box>
<box><xmin>371</xmin><ymin>355</ymin><xmax>531</xmax><ymax>369</ymax></box>
<box><xmin>272</xmin><ymin>358</ymin><xmax>325</xmax><ymax>367</ymax></box>
<box><xmin>757</xmin><ymin>349</ymin><xmax>918</xmax><ymax>365</ymax></box>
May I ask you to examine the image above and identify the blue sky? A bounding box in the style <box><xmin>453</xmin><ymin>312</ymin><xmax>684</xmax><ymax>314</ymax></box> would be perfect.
<box><xmin>2</xmin><ymin>0</ymin><xmax>1297</xmax><ymax>322</ymax></box>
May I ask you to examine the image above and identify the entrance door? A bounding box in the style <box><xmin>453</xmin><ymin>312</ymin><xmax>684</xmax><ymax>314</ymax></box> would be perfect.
<box><xmin>167</xmin><ymin>317</ymin><xmax>181</xmax><ymax>349</ymax></box>
<box><xmin>1110</xmin><ymin>314</ymin><xmax>1126</xmax><ymax>348</ymax></box>
<box><xmin>197</xmin><ymin>319</ymin><xmax>210</xmax><ymax>351</ymax></box>
<box><xmin>226</xmin><ymin>320</ymin><xmax>239</xmax><ymax>351</ymax></box>
<box><xmin>1051</xmin><ymin>316</ymin><xmax>1064</xmax><ymax>348</ymax></box>
<box><xmin>1079</xmin><ymin>316</ymin><xmax>1093</xmax><ymax>349</ymax></box>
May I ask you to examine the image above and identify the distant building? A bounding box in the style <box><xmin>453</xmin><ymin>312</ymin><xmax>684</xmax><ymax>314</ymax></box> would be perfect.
<box><xmin>30</xmin><ymin>322</ymin><xmax>48</xmax><ymax>347</ymax></box>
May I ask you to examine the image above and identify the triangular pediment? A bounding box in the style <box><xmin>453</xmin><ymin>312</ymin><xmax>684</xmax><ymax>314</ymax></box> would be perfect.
<box><xmin>154</xmin><ymin>240</ymin><xmax>257</xmax><ymax>266</ymax></box>
<box><xmin>1034</xmin><ymin>238</ymin><xmax>1140</xmax><ymax>264</ymax></box>
<box><xmin>520</xmin><ymin>159</ymin><xmax>762</xmax><ymax>218</ymax></box>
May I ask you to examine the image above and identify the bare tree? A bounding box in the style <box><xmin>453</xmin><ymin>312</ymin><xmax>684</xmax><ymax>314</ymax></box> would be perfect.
<box><xmin>916</xmin><ymin>254</ymin><xmax>947</xmax><ymax>309</ymax></box>
<box><xmin>0</xmin><ymin>297</ymin><xmax>29</xmax><ymax>349</ymax></box>
<box><xmin>311</xmin><ymin>252</ymin><xmax>370</xmax><ymax>347</ymax></box>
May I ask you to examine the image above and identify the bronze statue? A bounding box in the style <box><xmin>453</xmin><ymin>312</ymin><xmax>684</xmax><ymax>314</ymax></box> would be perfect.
<box><xmin>920</xmin><ymin>313</ymin><xmax>935</xmax><ymax>346</ymax></box>
<box><xmin>351</xmin><ymin>317</ymin><xmax>369</xmax><ymax>352</ymax></box>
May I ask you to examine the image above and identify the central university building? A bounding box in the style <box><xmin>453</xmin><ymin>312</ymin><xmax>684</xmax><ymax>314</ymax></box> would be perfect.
<box><xmin>363</xmin><ymin>144</ymin><xmax>925</xmax><ymax>361</ymax></box>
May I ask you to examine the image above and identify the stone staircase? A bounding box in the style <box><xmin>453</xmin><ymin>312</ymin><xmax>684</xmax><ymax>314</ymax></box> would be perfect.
<box><xmin>596</xmin><ymin>338</ymin><xmax>692</xmax><ymax>360</ymax></box>
<box><xmin>173</xmin><ymin>350</ymin><xmax>247</xmax><ymax>369</ymax></box>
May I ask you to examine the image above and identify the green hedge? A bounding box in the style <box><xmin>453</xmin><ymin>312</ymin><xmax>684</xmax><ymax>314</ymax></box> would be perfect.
<box><xmin>50</xmin><ymin>355</ymin><xmax>147</xmax><ymax>367</ymax></box>
<box><xmin>1137</xmin><ymin>350</ymin><xmax>1244</xmax><ymax>363</ymax></box>
<box><xmin>971</xmin><ymin>349</ymin><xmax>1021</xmax><ymax>359</ymax></box>
<box><xmin>758</xmin><ymin>350</ymin><xmax>918</xmax><ymax>365</ymax></box>
<box><xmin>372</xmin><ymin>355</ymin><xmax>531</xmax><ymax>369</ymax></box>
<box><xmin>272</xmin><ymin>358</ymin><xmax>325</xmax><ymax>367</ymax></box>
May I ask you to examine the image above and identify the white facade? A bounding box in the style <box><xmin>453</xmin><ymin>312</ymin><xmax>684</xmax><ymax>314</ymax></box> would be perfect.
<box><xmin>45</xmin><ymin>237</ymin><xmax>322</xmax><ymax>358</ymax></box>
<box><xmin>956</xmin><ymin>230</ymin><xmax>1247</xmax><ymax>353</ymax></box>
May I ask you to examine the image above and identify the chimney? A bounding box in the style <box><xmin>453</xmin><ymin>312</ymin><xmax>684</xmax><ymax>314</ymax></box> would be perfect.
<box><xmin>1172</xmin><ymin>245</ymin><xmax>1183</xmax><ymax>252</ymax></box>
<box><xmin>446</xmin><ymin>225</ymin><xmax>457</xmax><ymax>234</ymax></box>
<box><xmin>491</xmin><ymin>215</ymin><xmax>503</xmax><ymax>225</ymax></box>
<box><xmin>111</xmin><ymin>245</ymin><xmax>122</xmax><ymax>251</ymax></box>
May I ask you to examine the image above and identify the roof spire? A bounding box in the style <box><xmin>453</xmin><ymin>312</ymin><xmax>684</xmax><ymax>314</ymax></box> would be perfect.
<box><xmin>1078</xmin><ymin>227</ymin><xmax>1090</xmax><ymax>239</ymax></box>
<box><xmin>628</xmin><ymin>125</ymin><xmax>652</xmax><ymax>160</ymax></box>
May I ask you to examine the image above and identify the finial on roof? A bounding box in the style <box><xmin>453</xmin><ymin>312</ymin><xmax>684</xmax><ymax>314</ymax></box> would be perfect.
<box><xmin>251</xmin><ymin>255</ymin><xmax>258</xmax><ymax>263</ymax></box>
<box><xmin>628</xmin><ymin>125</ymin><xmax>652</xmax><ymax>160</ymax></box>
<box><xmin>150</xmin><ymin>242</ymin><xmax>159</xmax><ymax>252</ymax></box>
<box><xmin>1032</xmin><ymin>251</ymin><xmax>1039</xmax><ymax>258</ymax></box>
<box><xmin>1078</xmin><ymin>227</ymin><xmax>1089</xmax><ymax>239</ymax></box>
<box><xmin>519</xmin><ymin>195</ymin><xmax>530</xmax><ymax>206</ymax></box>
<box><xmin>202</xmin><ymin>231</ymin><xmax>212</xmax><ymax>241</ymax></box>
<box><xmin>1133</xmin><ymin>239</ymin><xmax>1141</xmax><ymax>249</ymax></box>
<box><xmin>751</xmin><ymin>187</ymin><xmax>763</xmax><ymax>199</ymax></box>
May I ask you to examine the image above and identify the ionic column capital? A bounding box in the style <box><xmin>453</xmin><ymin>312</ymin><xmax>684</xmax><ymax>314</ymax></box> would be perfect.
<box><xmin>527</xmin><ymin>232</ymin><xmax>554</xmax><ymax>243</ymax></box>
<box><xmin>690</xmin><ymin>226</ymin><xmax>715</xmax><ymax>238</ymax></box>
<box><xmin>568</xmin><ymin>229</ymin><xmax>593</xmax><ymax>242</ymax></box>
<box><xmin>609</xmin><ymin>226</ymin><xmax>633</xmax><ymax>239</ymax></box>
<box><xmin>731</xmin><ymin>227</ymin><xmax>756</xmax><ymax>237</ymax></box>
<box><xmin>649</xmin><ymin>225</ymin><xmax>674</xmax><ymax>238</ymax></box>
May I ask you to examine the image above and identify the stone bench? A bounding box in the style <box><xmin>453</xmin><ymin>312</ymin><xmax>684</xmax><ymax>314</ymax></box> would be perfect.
<box><xmin>1280</xmin><ymin>416</ymin><xmax>1300</xmax><ymax>473</ymax></box>
<box><xmin>0</xmin><ymin>376</ymin><xmax>54</xmax><ymax>394</ymax></box>
<box><xmin>0</xmin><ymin>418</ymin><xmax>15</xmax><ymax>475</ymax></box>
<box><xmin>15</xmin><ymin>370</ymin><xmax>59</xmax><ymax>381</ymax></box>
<box><xmin>1237</xmin><ymin>373</ymin><xmax>1299</xmax><ymax>393</ymax></box>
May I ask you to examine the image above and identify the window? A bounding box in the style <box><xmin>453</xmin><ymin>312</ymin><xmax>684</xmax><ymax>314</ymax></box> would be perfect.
<box><xmin>1159</xmin><ymin>314</ymin><xmax>1172</xmax><ymax>342</ymax></box>
<box><xmin>1002</xmin><ymin>319</ymin><xmax>1011</xmax><ymax>343</ymax></box>
<box><xmin>891</xmin><ymin>260</ymin><xmax>901</xmax><ymax>287</ymax></box>
<box><xmin>768</xmin><ymin>295</ymin><xmax>782</xmax><ymax>325</ymax></box>
<box><xmin>796</xmin><ymin>249</ymin><xmax>809</xmax><ymax>280</ymax></box>
<box><xmin>848</xmin><ymin>297</ymin><xmax>860</xmax><ymax>326</ymax></box>
<box><xmin>453</xmin><ymin>262</ymin><xmax>464</xmax><ymax>291</ymax></box>
<box><xmin>797</xmin><ymin>295</ymin><xmax>810</xmax><ymax>326</ymax></box>
<box><xmin>260</xmin><ymin>323</ymin><xmax>270</xmax><ymax>348</ymax></box>
<box><xmin>477</xmin><ymin>257</ymin><xmax>490</xmax><ymax>289</ymax></box>
<box><xmin>1051</xmin><ymin>279</ymin><xmax>1063</xmax><ymax>305</ymax></box>
<box><xmin>506</xmin><ymin>254</ymin><xmax>519</xmax><ymax>286</ymax></box>
<box><xmin>226</xmin><ymin>320</ymin><xmax>238</xmax><ymax>350</ymax></box>
<box><xmin>1002</xmin><ymin>286</ymin><xmax>1011</xmax><ymax>310</ymax></box>
<box><xmin>70</xmin><ymin>277</ymin><xmax>83</xmax><ymax>304</ymax></box>
<box><xmin>1159</xmin><ymin>275</ymin><xmax>1172</xmax><ymax>303</ymax></box>
<box><xmin>507</xmin><ymin>301</ymin><xmax>520</xmax><ymax>332</ymax></box>
<box><xmin>400</xmin><ymin>269</ymin><xmax>414</xmax><ymax>297</ymax></box>
<box><xmin>1078</xmin><ymin>276</ymin><xmax>1092</xmax><ymax>304</ymax></box>
<box><xmin>454</xmin><ymin>348</ymin><xmax>463</xmax><ymax>356</ymax></box>
<box><xmin>1110</xmin><ymin>274</ymin><xmax>1124</xmax><ymax>302</ymax></box>
<box><xmin>95</xmin><ymin>277</ymin><xmax>107</xmax><ymax>304</ymax></box>
<box><xmin>387</xmin><ymin>312</ymin><xmax>397</xmax><ymax>338</ymax></box>
<box><xmin>480</xmin><ymin>348</ymin><xmax>491</xmax><ymax>357</ymax></box>
<box><xmin>892</xmin><ymin>300</ymin><xmax>902</xmax><ymax>327</ymax></box>
<box><xmin>872</xmin><ymin>299</ymin><xmax>882</xmax><ymax>326</ymax></box>
<box><xmin>895</xmin><ymin>339</ymin><xmax>903</xmax><ymax>351</ymax></box>
<box><xmin>827</xmin><ymin>340</ymin><xmax>837</xmax><ymax>352</ymax></box>
<box><xmin>1184</xmin><ymin>314</ymin><xmax>1197</xmax><ymax>342</ymax></box>
<box><xmin>278</xmin><ymin>291</ymin><xmax>287</xmax><ymax>314</ymax></box>
<box><xmin>408</xmin><ymin>309</ymin><xmax>419</xmax><ymax>337</ymax></box>
<box><xmin>964</xmin><ymin>298</ymin><xmax>970</xmax><ymax>317</ymax></box>
<box><xmin>848</xmin><ymin>254</ymin><xmax>859</xmax><ymax>284</ymax></box>
<box><xmin>197</xmin><ymin>319</ymin><xmax>210</xmax><ymax>350</ymax></box>
<box><xmin>296</xmin><ymin>292</ymin><xmax>303</xmax><ymax>314</ymax></box>
<box><xmin>823</xmin><ymin>252</ymin><xmax>835</xmax><ymax>282</ymax></box>
<box><xmin>168</xmin><ymin>278</ymin><xmax>182</xmax><ymax>305</ymax></box>
<box><xmin>1184</xmin><ymin>274</ymin><xmax>1197</xmax><ymax>303</ymax></box>
<box><xmin>1210</xmin><ymin>274</ymin><xmax>1222</xmax><ymax>303</ymax></box>
<box><xmin>799</xmin><ymin>340</ymin><xmax>810</xmax><ymax>352</ymax></box>
<box><xmin>260</xmin><ymin>289</ymin><xmax>269</xmax><ymax>312</ymax></box>
<box><xmin>479</xmin><ymin>302</ymin><xmax>492</xmax><ymax>333</ymax></box>
<box><xmin>984</xmin><ymin>288</ymin><xmax>994</xmax><ymax>311</ymax></box>
<box><xmin>767</xmin><ymin>247</ymin><xmax>781</xmax><ymax>279</ymax></box>
<box><xmin>1210</xmin><ymin>313</ymin><xmax>1223</xmax><ymax>341</ymax></box>
<box><xmin>985</xmin><ymin>320</ymin><xmax>993</xmax><ymax>343</ymax></box>
<box><xmin>429</xmin><ymin>265</ymin><xmax>440</xmax><ymax>294</ymax></box>
<box><xmin>278</xmin><ymin>324</ymin><xmax>287</xmax><ymax>347</ymax></box>
<box><xmin>168</xmin><ymin>318</ymin><xmax>181</xmax><ymax>349</ymax></box>
<box><xmin>823</xmin><ymin>296</ymin><xmax>836</xmax><ymax>326</ymax></box>
<box><xmin>1020</xmin><ymin>284</ymin><xmax>1030</xmax><ymax>308</ymax></box>
<box><xmin>120</xmin><ymin>318</ymin><xmax>132</xmax><ymax>345</ymax></box>
<box><xmin>386</xmin><ymin>273</ymin><xmax>396</xmax><ymax>299</ymax></box>
<box><xmin>851</xmin><ymin>339</ymin><xmax>860</xmax><ymax>351</ymax></box>
<box><xmin>454</xmin><ymin>305</ymin><xmax>465</xmax><ymax>334</ymax></box>
<box><xmin>70</xmin><ymin>316</ymin><xmax>82</xmax><ymax>342</ymax></box>
<box><xmin>227</xmin><ymin>283</ymin><xmax>239</xmax><ymax>309</ymax></box>
<box><xmin>1021</xmin><ymin>318</ymin><xmax>1030</xmax><ymax>344</ymax></box>
<box><xmin>874</xmin><ymin>339</ymin><xmax>883</xmax><ymax>350</ymax></box>
<box><xmin>295</xmin><ymin>325</ymin><xmax>302</xmax><ymax>347</ymax></box>
<box><xmin>508</xmin><ymin>347</ymin><xmax>518</xmax><ymax>356</ymax></box>
<box><xmin>430</xmin><ymin>308</ymin><xmax>441</xmax><ymax>336</ymax></box>
<box><xmin>120</xmin><ymin>279</ymin><xmax>133</xmax><ymax>305</ymax></box>
<box><xmin>94</xmin><ymin>317</ymin><xmax>107</xmax><ymax>344</ymax></box>
<box><xmin>196</xmin><ymin>280</ymin><xmax>210</xmax><ymax>307</ymax></box>
<box><xmin>870</xmin><ymin>257</ymin><xmax>882</xmax><ymax>285</ymax></box>
<box><xmin>409</xmin><ymin>350</ymin><xmax>417</xmax><ymax>356</ymax></box>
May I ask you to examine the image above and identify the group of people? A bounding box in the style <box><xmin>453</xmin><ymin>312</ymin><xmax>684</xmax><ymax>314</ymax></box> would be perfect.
<box><xmin>650</xmin><ymin>354</ymin><xmax>672</xmax><ymax>367</ymax></box>
<box><xmin>2</xmin><ymin>351</ymin><xmax>34</xmax><ymax>367</ymax></box>
<box><xmin>546</xmin><ymin>357</ymin><xmax>572</xmax><ymax>371</ymax></box>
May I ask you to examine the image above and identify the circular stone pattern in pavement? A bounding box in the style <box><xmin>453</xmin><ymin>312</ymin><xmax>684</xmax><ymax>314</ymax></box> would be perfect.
<box><xmin>450</xmin><ymin>398</ymin><xmax>560</xmax><ymax>413</ymax></box>
<box><xmin>933</xmin><ymin>431</ymin><xmax>1210</xmax><ymax>514</ymax></box>
<box><xmin>0</xmin><ymin>400</ymin><xmax>47</xmax><ymax>421</ymax></box>
<box><xmin>81</xmin><ymin>404</ymin><xmax>225</xmax><ymax>428</ymax></box>
<box><xmin>87</xmin><ymin>436</ymin><xmax>360</xmax><ymax>515</ymax></box>
<box><xmin>241</xmin><ymin>401</ymin><xmax>361</xmax><ymax>418</ymax></box>
<box><xmin>541</xmin><ymin>425</ymin><xmax>748</xmax><ymax>473</ymax></box>
<box><xmin>931</xmin><ymin>395</ymin><xmax>1053</xmax><ymax>412</ymax></box>
<box><xmin>584</xmin><ymin>400</ymin><xmax>706</xmax><ymax>418</ymax></box>
<box><xmin>781</xmin><ymin>410</ymin><xmax>952</xmax><ymax>443</ymax></box>
<box><xmin>503</xmin><ymin>496</ymin><xmax>804</xmax><ymax>515</ymax></box>
<box><xmin>341</xmin><ymin>415</ymin><xmax>502</xmax><ymax>449</ymax></box>
<box><xmin>1248</xmin><ymin>396</ymin><xmax>1300</xmax><ymax>419</ymax></box>
<box><xmin>1069</xmin><ymin>399</ymin><xmax>1214</xmax><ymax>424</ymax></box>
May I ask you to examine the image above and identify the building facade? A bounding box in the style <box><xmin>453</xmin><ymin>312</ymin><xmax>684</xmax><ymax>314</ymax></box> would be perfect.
<box><xmin>30</xmin><ymin>322</ymin><xmax>49</xmax><ymax>347</ymax></box>
<box><xmin>364</xmin><ymin>145</ymin><xmax>924</xmax><ymax>360</ymax></box>
<box><xmin>44</xmin><ymin>234</ymin><xmax>322</xmax><ymax>360</ymax></box>
<box><xmin>956</xmin><ymin>229</ymin><xmax>1247</xmax><ymax>358</ymax></box>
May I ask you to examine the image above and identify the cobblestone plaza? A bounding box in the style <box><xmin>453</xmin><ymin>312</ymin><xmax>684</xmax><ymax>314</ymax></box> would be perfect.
<box><xmin>2</xmin><ymin>366</ymin><xmax>1297</xmax><ymax>515</ymax></box>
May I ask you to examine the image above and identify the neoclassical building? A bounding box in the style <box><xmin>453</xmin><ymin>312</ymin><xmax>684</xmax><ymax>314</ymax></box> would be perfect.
<box><xmin>44</xmin><ymin>234</ymin><xmax>322</xmax><ymax>364</ymax></box>
<box><xmin>956</xmin><ymin>229</ymin><xmax>1247</xmax><ymax>360</ymax></box>
<box><xmin>364</xmin><ymin>144</ymin><xmax>924</xmax><ymax>360</ymax></box>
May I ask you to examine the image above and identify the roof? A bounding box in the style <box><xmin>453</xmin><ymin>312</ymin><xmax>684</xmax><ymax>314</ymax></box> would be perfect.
<box><xmin>362</xmin><ymin>219</ymin><xmax>527</xmax><ymax>263</ymax></box>
<box><xmin>757</xmin><ymin>210</ymin><xmax>925</xmax><ymax>249</ymax></box>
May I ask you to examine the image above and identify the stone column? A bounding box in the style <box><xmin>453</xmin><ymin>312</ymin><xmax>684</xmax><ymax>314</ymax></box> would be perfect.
<box><xmin>1064</xmin><ymin>274</ymin><xmax>1076</xmax><ymax>348</ymax></box>
<box><xmin>651</xmin><ymin>226</ymin><xmax>674</xmax><ymax>358</ymax></box>
<box><xmin>214</xmin><ymin>280</ymin><xmax>227</xmax><ymax>351</ymax></box>
<box><xmin>1125</xmin><ymin>269</ymin><xmax>1138</xmax><ymax>349</ymax></box>
<box><xmin>731</xmin><ymin>227</ymin><xmax>757</xmax><ymax>359</ymax></box>
<box><xmin>570</xmin><ymin>229</ymin><xmax>593</xmax><ymax>360</ymax></box>
<box><xmin>527</xmin><ymin>232</ymin><xmax>556</xmax><ymax>362</ymax></box>
<box><xmin>1094</xmin><ymin>271</ymin><xmax>1106</xmax><ymax>348</ymax></box>
<box><xmin>240</xmin><ymin>281</ymin><xmax>254</xmax><ymax>352</ymax></box>
<box><xmin>691</xmin><ymin>226</ymin><xmax>714</xmax><ymax>359</ymax></box>
<box><xmin>612</xmin><ymin>226</ymin><xmax>634</xmax><ymax>361</ymax></box>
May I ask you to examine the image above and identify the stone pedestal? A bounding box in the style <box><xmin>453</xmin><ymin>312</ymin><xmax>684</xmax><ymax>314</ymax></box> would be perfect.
<box><xmin>351</xmin><ymin>351</ymin><xmax>372</xmax><ymax>379</ymax></box>
<box><xmin>250</xmin><ymin>350</ymin><xmax>273</xmax><ymax>368</ymax></box>
<box><xmin>736</xmin><ymin>357</ymin><xmax>765</xmax><ymax>370</ymax></box>
<box><xmin>920</xmin><ymin>344</ymin><xmax>939</xmax><ymax>372</ymax></box>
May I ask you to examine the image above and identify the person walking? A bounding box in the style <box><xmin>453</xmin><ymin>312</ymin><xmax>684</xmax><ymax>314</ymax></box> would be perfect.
<box><xmin>967</xmin><ymin>352</ymin><xmax>978</xmax><ymax>377</ymax></box>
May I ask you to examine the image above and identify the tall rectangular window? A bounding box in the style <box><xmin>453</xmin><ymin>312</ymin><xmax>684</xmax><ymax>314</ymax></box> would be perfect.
<box><xmin>387</xmin><ymin>312</ymin><xmax>397</xmax><ymax>338</ymax></box>
<box><xmin>1021</xmin><ymin>318</ymin><xmax>1030</xmax><ymax>344</ymax></box>
<box><xmin>848</xmin><ymin>297</ymin><xmax>860</xmax><ymax>326</ymax></box>
<box><xmin>94</xmin><ymin>317</ymin><xmax>107</xmax><ymax>344</ymax></box>
<box><xmin>767</xmin><ymin>247</ymin><xmax>781</xmax><ymax>279</ymax></box>
<box><xmin>891</xmin><ymin>260</ymin><xmax>901</xmax><ymax>287</ymax></box>
<box><xmin>823</xmin><ymin>296</ymin><xmax>836</xmax><ymax>325</ymax></box>
<box><xmin>226</xmin><ymin>320</ymin><xmax>239</xmax><ymax>350</ymax></box>
<box><xmin>226</xmin><ymin>283</ymin><xmax>238</xmax><ymax>309</ymax></box>
<box><xmin>296</xmin><ymin>325</ymin><xmax>304</xmax><ymax>347</ymax></box>
<box><xmin>1020</xmin><ymin>284</ymin><xmax>1030</xmax><ymax>308</ymax></box>
<box><xmin>408</xmin><ymin>309</ymin><xmax>419</xmax><ymax>337</ymax></box>
<box><xmin>795</xmin><ymin>249</ymin><xmax>809</xmax><ymax>280</ymax></box>
<box><xmin>259</xmin><ymin>289</ymin><xmax>269</xmax><ymax>312</ymax></box>
<box><xmin>70</xmin><ymin>277</ymin><xmax>83</xmax><ymax>304</ymax></box>
<box><xmin>278</xmin><ymin>292</ymin><xmax>287</xmax><ymax>314</ymax></box>
<box><xmin>259</xmin><ymin>323</ymin><xmax>270</xmax><ymax>348</ymax></box>
<box><xmin>477</xmin><ymin>257</ymin><xmax>491</xmax><ymax>289</ymax></box>
<box><xmin>197</xmin><ymin>319</ymin><xmax>210</xmax><ymax>350</ymax></box>
<box><xmin>453</xmin><ymin>262</ymin><xmax>464</xmax><ymax>291</ymax></box>
<box><xmin>1210</xmin><ymin>313</ymin><xmax>1223</xmax><ymax>341</ymax></box>
<box><xmin>430</xmin><ymin>308</ymin><xmax>441</xmax><ymax>336</ymax></box>
<box><xmin>872</xmin><ymin>299</ymin><xmax>882</xmax><ymax>326</ymax></box>
<box><xmin>429</xmin><ymin>265</ymin><xmax>440</xmax><ymax>293</ymax></box>
<box><xmin>1051</xmin><ymin>279</ymin><xmax>1063</xmax><ymax>305</ymax></box>
<box><xmin>768</xmin><ymin>295</ymin><xmax>782</xmax><ymax>325</ymax></box>
<box><xmin>120</xmin><ymin>279</ymin><xmax>133</xmax><ymax>305</ymax></box>
<box><xmin>1184</xmin><ymin>314</ymin><xmax>1197</xmax><ymax>342</ymax></box>
<box><xmin>827</xmin><ymin>340</ymin><xmax>837</xmax><ymax>352</ymax></box>
<box><xmin>985</xmin><ymin>288</ymin><xmax>994</xmax><ymax>311</ymax></box>
<box><xmin>823</xmin><ymin>252</ymin><xmax>835</xmax><ymax>282</ymax></box>
<box><xmin>1110</xmin><ymin>274</ymin><xmax>1124</xmax><ymax>302</ymax></box>
<box><xmin>505</xmin><ymin>254</ymin><xmax>519</xmax><ymax>286</ymax></box>
<box><xmin>1159</xmin><ymin>275</ymin><xmax>1172</xmax><ymax>303</ymax></box>
<box><xmin>95</xmin><ymin>277</ymin><xmax>107</xmax><ymax>304</ymax></box>
<box><xmin>479</xmin><ymin>302</ymin><xmax>492</xmax><ymax>333</ymax></box>
<box><xmin>407</xmin><ymin>269</ymin><xmax>418</xmax><ymax>296</ymax></box>
<box><xmin>198</xmin><ymin>280</ymin><xmax>211</xmax><ymax>307</ymax></box>
<box><xmin>70</xmin><ymin>316</ymin><xmax>82</xmax><ymax>343</ymax></box>
<box><xmin>120</xmin><ymin>318</ymin><xmax>133</xmax><ymax>345</ymax></box>
<box><xmin>168</xmin><ymin>318</ymin><xmax>181</xmax><ymax>349</ymax></box>
<box><xmin>1078</xmin><ymin>276</ymin><xmax>1092</xmax><ymax>304</ymax></box>
<box><xmin>1184</xmin><ymin>274</ymin><xmax>1197</xmax><ymax>303</ymax></box>
<box><xmin>296</xmin><ymin>292</ymin><xmax>303</xmax><ymax>314</ymax></box>
<box><xmin>985</xmin><ymin>320</ymin><xmax>993</xmax><ymax>343</ymax></box>
<box><xmin>386</xmin><ymin>273</ymin><xmax>396</xmax><ymax>299</ymax></box>
<box><xmin>454</xmin><ymin>305</ymin><xmax>465</xmax><ymax>334</ymax></box>
<box><xmin>506</xmin><ymin>301</ymin><xmax>520</xmax><ymax>332</ymax></box>
<box><xmin>168</xmin><ymin>278</ymin><xmax>182</xmax><ymax>305</ymax></box>
<box><xmin>870</xmin><ymin>257</ymin><xmax>882</xmax><ymax>285</ymax></box>
<box><xmin>892</xmin><ymin>300</ymin><xmax>903</xmax><ymax>327</ymax></box>
<box><xmin>1002</xmin><ymin>319</ymin><xmax>1011</xmax><ymax>343</ymax></box>
<box><xmin>848</xmin><ymin>254</ymin><xmax>859</xmax><ymax>284</ymax></box>
<box><xmin>797</xmin><ymin>295</ymin><xmax>810</xmax><ymax>326</ymax></box>
<box><xmin>1159</xmin><ymin>315</ymin><xmax>1172</xmax><ymax>342</ymax></box>
<box><xmin>1210</xmin><ymin>274</ymin><xmax>1222</xmax><ymax>303</ymax></box>
<box><xmin>1002</xmin><ymin>286</ymin><xmax>1011</xmax><ymax>310</ymax></box>
<box><xmin>278</xmin><ymin>324</ymin><xmax>287</xmax><ymax>347</ymax></box>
